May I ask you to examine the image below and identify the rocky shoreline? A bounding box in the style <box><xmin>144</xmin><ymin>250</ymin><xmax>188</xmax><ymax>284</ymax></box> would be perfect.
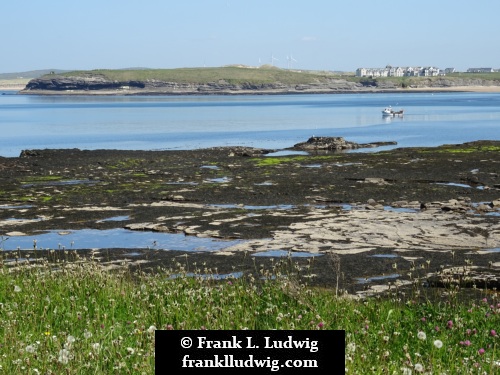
<box><xmin>19</xmin><ymin>75</ymin><xmax>500</xmax><ymax>95</ymax></box>
<box><xmin>1</xmin><ymin>139</ymin><xmax>499</xmax><ymax>298</ymax></box>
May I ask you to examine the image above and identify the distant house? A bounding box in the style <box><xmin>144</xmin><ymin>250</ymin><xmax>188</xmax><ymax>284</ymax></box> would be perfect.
<box><xmin>422</xmin><ymin>67</ymin><xmax>440</xmax><ymax>76</ymax></box>
<box><xmin>467</xmin><ymin>68</ymin><xmax>494</xmax><ymax>73</ymax></box>
<box><xmin>356</xmin><ymin>66</ymin><xmax>441</xmax><ymax>77</ymax></box>
<box><xmin>444</xmin><ymin>68</ymin><xmax>456</xmax><ymax>74</ymax></box>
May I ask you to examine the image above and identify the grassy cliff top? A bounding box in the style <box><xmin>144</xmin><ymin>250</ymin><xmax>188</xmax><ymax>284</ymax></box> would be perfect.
<box><xmin>54</xmin><ymin>66</ymin><xmax>346</xmax><ymax>84</ymax></box>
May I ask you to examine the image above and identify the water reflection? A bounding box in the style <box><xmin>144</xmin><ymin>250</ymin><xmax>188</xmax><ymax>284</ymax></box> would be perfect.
<box><xmin>2</xmin><ymin>228</ymin><xmax>243</xmax><ymax>251</ymax></box>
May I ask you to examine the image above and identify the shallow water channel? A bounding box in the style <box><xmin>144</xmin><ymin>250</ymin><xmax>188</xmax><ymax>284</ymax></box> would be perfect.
<box><xmin>1</xmin><ymin>228</ymin><xmax>243</xmax><ymax>252</ymax></box>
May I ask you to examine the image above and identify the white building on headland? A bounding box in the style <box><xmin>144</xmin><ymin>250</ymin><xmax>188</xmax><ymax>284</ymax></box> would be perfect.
<box><xmin>356</xmin><ymin>65</ymin><xmax>440</xmax><ymax>77</ymax></box>
<box><xmin>466</xmin><ymin>68</ymin><xmax>496</xmax><ymax>73</ymax></box>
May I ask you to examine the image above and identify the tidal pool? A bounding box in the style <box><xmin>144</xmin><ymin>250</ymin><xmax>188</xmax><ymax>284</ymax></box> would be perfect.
<box><xmin>355</xmin><ymin>273</ymin><xmax>400</xmax><ymax>284</ymax></box>
<box><xmin>369</xmin><ymin>254</ymin><xmax>399</xmax><ymax>258</ymax></box>
<box><xmin>1</xmin><ymin>228</ymin><xmax>244</xmax><ymax>251</ymax></box>
<box><xmin>252</xmin><ymin>250</ymin><xmax>323</xmax><ymax>258</ymax></box>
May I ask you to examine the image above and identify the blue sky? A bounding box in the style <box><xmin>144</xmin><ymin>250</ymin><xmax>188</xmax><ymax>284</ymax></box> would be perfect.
<box><xmin>2</xmin><ymin>0</ymin><xmax>499</xmax><ymax>73</ymax></box>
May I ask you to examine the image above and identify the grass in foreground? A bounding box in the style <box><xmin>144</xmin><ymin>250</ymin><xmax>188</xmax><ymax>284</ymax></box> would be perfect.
<box><xmin>0</xmin><ymin>251</ymin><xmax>498</xmax><ymax>374</ymax></box>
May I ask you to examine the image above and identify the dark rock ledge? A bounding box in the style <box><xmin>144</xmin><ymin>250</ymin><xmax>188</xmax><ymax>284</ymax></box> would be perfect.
<box><xmin>293</xmin><ymin>136</ymin><xmax>397</xmax><ymax>151</ymax></box>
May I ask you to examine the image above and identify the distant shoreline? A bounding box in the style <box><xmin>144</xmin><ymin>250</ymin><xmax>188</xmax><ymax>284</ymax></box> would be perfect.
<box><xmin>5</xmin><ymin>85</ymin><xmax>500</xmax><ymax>95</ymax></box>
<box><xmin>0</xmin><ymin>85</ymin><xmax>26</xmax><ymax>91</ymax></box>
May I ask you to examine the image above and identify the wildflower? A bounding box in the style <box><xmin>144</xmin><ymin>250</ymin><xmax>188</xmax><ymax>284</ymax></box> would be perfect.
<box><xmin>346</xmin><ymin>342</ymin><xmax>356</xmax><ymax>353</ymax></box>
<box><xmin>478</xmin><ymin>348</ymin><xmax>485</xmax><ymax>355</ymax></box>
<box><xmin>14</xmin><ymin>285</ymin><xmax>21</xmax><ymax>293</ymax></box>
<box><xmin>25</xmin><ymin>345</ymin><xmax>36</xmax><ymax>353</ymax></box>
<box><xmin>91</xmin><ymin>343</ymin><xmax>100</xmax><ymax>351</ymax></box>
<box><xmin>147</xmin><ymin>325</ymin><xmax>156</xmax><ymax>334</ymax></box>
<box><xmin>126</xmin><ymin>347</ymin><xmax>135</xmax><ymax>355</ymax></box>
<box><xmin>84</xmin><ymin>330</ymin><xmax>92</xmax><ymax>339</ymax></box>
<box><xmin>434</xmin><ymin>326</ymin><xmax>440</xmax><ymax>332</ymax></box>
<box><xmin>414</xmin><ymin>363</ymin><xmax>424</xmax><ymax>372</ymax></box>
<box><xmin>67</xmin><ymin>335</ymin><xmax>75</xmax><ymax>344</ymax></box>
<box><xmin>491</xmin><ymin>330</ymin><xmax>497</xmax><ymax>337</ymax></box>
<box><xmin>58</xmin><ymin>349</ymin><xmax>70</xmax><ymax>364</ymax></box>
<box><xmin>317</xmin><ymin>322</ymin><xmax>324</xmax><ymax>329</ymax></box>
<box><xmin>433</xmin><ymin>339</ymin><xmax>443</xmax><ymax>349</ymax></box>
<box><xmin>166</xmin><ymin>324</ymin><xmax>174</xmax><ymax>330</ymax></box>
<box><xmin>447</xmin><ymin>320</ymin><xmax>453</xmax><ymax>329</ymax></box>
<box><xmin>417</xmin><ymin>331</ymin><xmax>426</xmax><ymax>340</ymax></box>
<box><xmin>421</xmin><ymin>317</ymin><xmax>426</xmax><ymax>322</ymax></box>
<box><xmin>460</xmin><ymin>340</ymin><xmax>471</xmax><ymax>346</ymax></box>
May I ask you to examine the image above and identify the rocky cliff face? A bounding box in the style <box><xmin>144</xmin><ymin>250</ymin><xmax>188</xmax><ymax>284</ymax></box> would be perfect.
<box><xmin>21</xmin><ymin>74</ymin><xmax>500</xmax><ymax>95</ymax></box>
<box><xmin>24</xmin><ymin>75</ymin><xmax>145</xmax><ymax>91</ymax></box>
<box><xmin>409</xmin><ymin>77</ymin><xmax>500</xmax><ymax>88</ymax></box>
<box><xmin>21</xmin><ymin>74</ymin><xmax>364</xmax><ymax>95</ymax></box>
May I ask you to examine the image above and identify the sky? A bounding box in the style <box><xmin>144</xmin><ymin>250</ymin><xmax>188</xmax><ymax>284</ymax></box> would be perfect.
<box><xmin>2</xmin><ymin>0</ymin><xmax>500</xmax><ymax>73</ymax></box>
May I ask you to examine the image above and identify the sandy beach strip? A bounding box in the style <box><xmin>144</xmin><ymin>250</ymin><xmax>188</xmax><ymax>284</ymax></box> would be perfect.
<box><xmin>0</xmin><ymin>85</ymin><xmax>25</xmax><ymax>91</ymax></box>
<box><xmin>407</xmin><ymin>85</ymin><xmax>500</xmax><ymax>93</ymax></box>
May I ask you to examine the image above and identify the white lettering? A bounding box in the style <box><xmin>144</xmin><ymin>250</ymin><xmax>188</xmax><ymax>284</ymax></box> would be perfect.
<box><xmin>264</xmin><ymin>336</ymin><xmax>318</xmax><ymax>353</ymax></box>
<box><xmin>197</xmin><ymin>336</ymin><xmax>243</xmax><ymax>349</ymax></box>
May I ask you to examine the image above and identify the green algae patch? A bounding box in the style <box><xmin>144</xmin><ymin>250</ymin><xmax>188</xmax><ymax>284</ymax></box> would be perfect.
<box><xmin>21</xmin><ymin>175</ymin><xmax>64</xmax><ymax>184</ymax></box>
<box><xmin>252</xmin><ymin>155</ymin><xmax>337</xmax><ymax>167</ymax></box>
<box><xmin>419</xmin><ymin>145</ymin><xmax>500</xmax><ymax>154</ymax></box>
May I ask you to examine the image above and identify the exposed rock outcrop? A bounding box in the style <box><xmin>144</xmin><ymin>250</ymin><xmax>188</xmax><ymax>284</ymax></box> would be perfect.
<box><xmin>19</xmin><ymin>74</ymin><xmax>367</xmax><ymax>95</ymax></box>
<box><xmin>20</xmin><ymin>73</ymin><xmax>500</xmax><ymax>95</ymax></box>
<box><xmin>293</xmin><ymin>136</ymin><xmax>397</xmax><ymax>151</ymax></box>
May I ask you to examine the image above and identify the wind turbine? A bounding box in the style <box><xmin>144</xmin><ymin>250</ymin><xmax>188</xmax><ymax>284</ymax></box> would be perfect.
<box><xmin>271</xmin><ymin>53</ymin><xmax>279</xmax><ymax>66</ymax></box>
<box><xmin>287</xmin><ymin>54</ymin><xmax>298</xmax><ymax>69</ymax></box>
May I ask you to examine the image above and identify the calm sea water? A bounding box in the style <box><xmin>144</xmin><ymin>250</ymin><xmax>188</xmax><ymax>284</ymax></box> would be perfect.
<box><xmin>1</xmin><ymin>91</ymin><xmax>500</xmax><ymax>157</ymax></box>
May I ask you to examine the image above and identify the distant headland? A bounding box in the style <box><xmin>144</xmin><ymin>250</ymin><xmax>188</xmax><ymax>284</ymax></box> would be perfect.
<box><xmin>14</xmin><ymin>66</ymin><xmax>500</xmax><ymax>95</ymax></box>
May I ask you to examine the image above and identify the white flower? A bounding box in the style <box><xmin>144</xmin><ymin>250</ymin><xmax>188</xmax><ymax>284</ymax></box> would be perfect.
<box><xmin>91</xmin><ymin>343</ymin><xmax>100</xmax><ymax>351</ymax></box>
<box><xmin>434</xmin><ymin>339</ymin><xmax>443</xmax><ymax>349</ymax></box>
<box><xmin>414</xmin><ymin>363</ymin><xmax>424</xmax><ymax>372</ymax></box>
<box><xmin>126</xmin><ymin>347</ymin><xmax>135</xmax><ymax>355</ymax></box>
<box><xmin>401</xmin><ymin>367</ymin><xmax>412</xmax><ymax>375</ymax></box>
<box><xmin>58</xmin><ymin>349</ymin><xmax>70</xmax><ymax>364</ymax></box>
<box><xmin>417</xmin><ymin>331</ymin><xmax>426</xmax><ymax>340</ymax></box>
<box><xmin>346</xmin><ymin>342</ymin><xmax>356</xmax><ymax>353</ymax></box>
<box><xmin>14</xmin><ymin>285</ymin><xmax>21</xmax><ymax>293</ymax></box>
<box><xmin>147</xmin><ymin>325</ymin><xmax>156</xmax><ymax>334</ymax></box>
<box><xmin>25</xmin><ymin>345</ymin><xmax>36</xmax><ymax>353</ymax></box>
<box><xmin>67</xmin><ymin>335</ymin><xmax>75</xmax><ymax>343</ymax></box>
<box><xmin>84</xmin><ymin>330</ymin><xmax>92</xmax><ymax>339</ymax></box>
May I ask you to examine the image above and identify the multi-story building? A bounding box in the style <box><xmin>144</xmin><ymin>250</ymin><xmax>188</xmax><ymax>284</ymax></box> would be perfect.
<box><xmin>466</xmin><ymin>68</ymin><xmax>495</xmax><ymax>73</ymax></box>
<box><xmin>356</xmin><ymin>66</ymin><xmax>441</xmax><ymax>77</ymax></box>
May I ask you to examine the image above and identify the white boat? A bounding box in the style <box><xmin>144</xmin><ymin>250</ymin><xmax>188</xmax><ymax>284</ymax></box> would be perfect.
<box><xmin>382</xmin><ymin>106</ymin><xmax>404</xmax><ymax>116</ymax></box>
